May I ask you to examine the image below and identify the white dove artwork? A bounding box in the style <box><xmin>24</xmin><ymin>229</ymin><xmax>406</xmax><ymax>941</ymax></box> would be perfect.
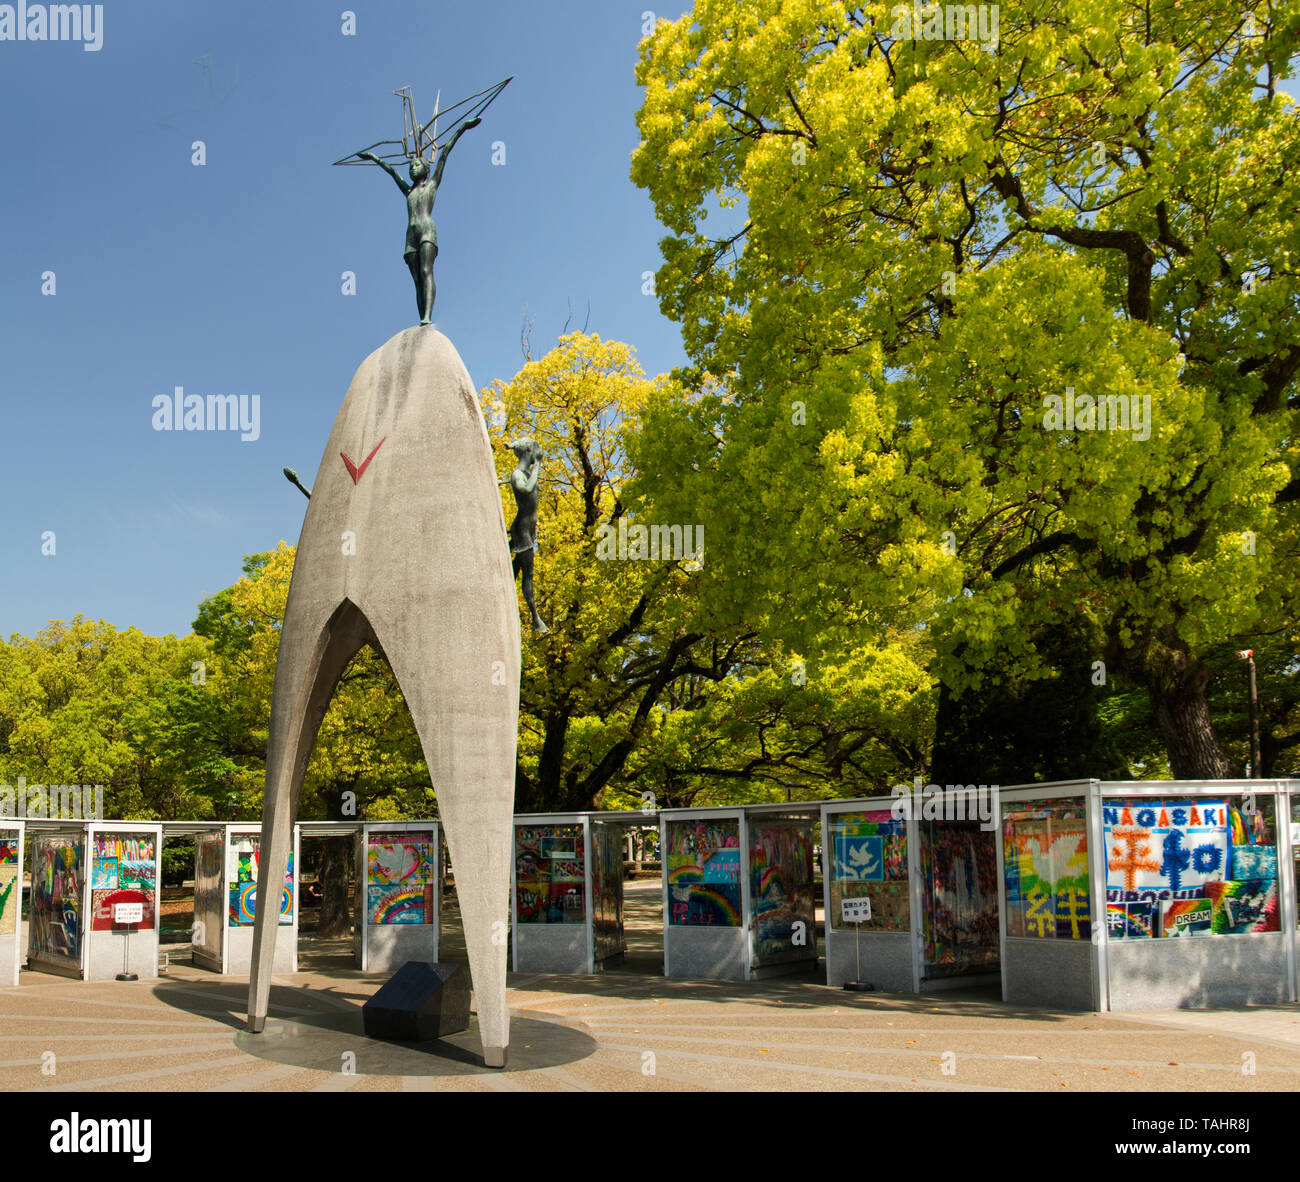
<box><xmin>848</xmin><ymin>842</ymin><xmax>881</xmax><ymax>878</ymax></box>
<box><xmin>370</xmin><ymin>840</ymin><xmax>427</xmax><ymax>884</ymax></box>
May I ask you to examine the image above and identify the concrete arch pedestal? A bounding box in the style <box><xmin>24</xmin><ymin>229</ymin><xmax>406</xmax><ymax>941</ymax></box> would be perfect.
<box><xmin>246</xmin><ymin>326</ymin><xmax>521</xmax><ymax>1067</ymax></box>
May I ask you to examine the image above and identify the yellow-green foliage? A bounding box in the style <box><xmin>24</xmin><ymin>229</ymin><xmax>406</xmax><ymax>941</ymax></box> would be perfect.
<box><xmin>630</xmin><ymin>0</ymin><xmax>1300</xmax><ymax>748</ymax></box>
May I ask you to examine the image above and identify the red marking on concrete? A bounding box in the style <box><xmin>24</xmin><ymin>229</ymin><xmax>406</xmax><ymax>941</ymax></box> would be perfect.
<box><xmin>341</xmin><ymin>436</ymin><xmax>387</xmax><ymax>484</ymax></box>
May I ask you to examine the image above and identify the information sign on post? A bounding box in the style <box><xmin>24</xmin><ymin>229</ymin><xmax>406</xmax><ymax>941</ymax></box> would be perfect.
<box><xmin>841</xmin><ymin>898</ymin><xmax>872</xmax><ymax>924</ymax></box>
<box><xmin>841</xmin><ymin>895</ymin><xmax>874</xmax><ymax>992</ymax></box>
<box><xmin>113</xmin><ymin>902</ymin><xmax>143</xmax><ymax>981</ymax></box>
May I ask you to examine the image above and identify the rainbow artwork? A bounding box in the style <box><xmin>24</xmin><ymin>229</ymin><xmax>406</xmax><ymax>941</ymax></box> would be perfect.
<box><xmin>1206</xmin><ymin>878</ymin><xmax>1280</xmax><ymax>934</ymax></box>
<box><xmin>0</xmin><ymin>837</ymin><xmax>19</xmax><ymax>866</ymax></box>
<box><xmin>230</xmin><ymin>884</ymin><xmax>257</xmax><ymax>925</ymax></box>
<box><xmin>1003</xmin><ymin>810</ymin><xmax>1090</xmax><ymax>940</ymax></box>
<box><xmin>749</xmin><ymin>821</ymin><xmax>815</xmax><ymax>964</ymax></box>
<box><xmin>667</xmin><ymin>858</ymin><xmax>698</xmax><ymax>885</ymax></box>
<box><xmin>1160</xmin><ymin>897</ymin><xmax>1212</xmax><ymax>937</ymax></box>
<box><xmin>227</xmin><ymin>840</ymin><xmax>294</xmax><ymax>927</ymax></box>
<box><xmin>668</xmin><ymin>882</ymin><xmax>742</xmax><ymax>927</ymax></box>
<box><xmin>367</xmin><ymin>884</ymin><xmax>433</xmax><ymax>925</ymax></box>
<box><xmin>229</xmin><ymin>881</ymin><xmax>294</xmax><ymax>926</ymax></box>
<box><xmin>1106</xmin><ymin>901</ymin><xmax>1156</xmax><ymax>939</ymax></box>
<box><xmin>367</xmin><ymin>834</ymin><xmax>435</xmax><ymax>924</ymax></box>
<box><xmin>667</xmin><ymin>818</ymin><xmax>742</xmax><ymax>926</ymax></box>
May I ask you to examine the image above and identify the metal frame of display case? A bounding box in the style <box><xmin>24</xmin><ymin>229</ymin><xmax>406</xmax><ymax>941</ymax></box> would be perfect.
<box><xmin>822</xmin><ymin>780</ymin><xmax>1300</xmax><ymax>1010</ymax></box>
<box><xmin>8</xmin><ymin>785</ymin><xmax>1294</xmax><ymax>1012</ymax></box>
<box><xmin>512</xmin><ymin>812</ymin><xmax>596</xmax><ymax>973</ymax></box>
<box><xmin>999</xmin><ymin>779</ymin><xmax>1300</xmax><ymax>1011</ymax></box>
<box><xmin>1089</xmin><ymin>779</ymin><xmax>1295</xmax><ymax>1011</ymax></box>
<box><xmin>660</xmin><ymin>803</ymin><xmax>820</xmax><ymax>982</ymax></box>
<box><xmin>997</xmin><ymin>780</ymin><xmax>1094</xmax><ymax>1009</ymax></box>
<box><xmin>661</xmin><ymin>806</ymin><xmax>746</xmax><ymax>980</ymax></box>
<box><xmin>0</xmin><ymin>820</ymin><xmax>24</xmax><ymax>987</ymax></box>
<box><xmin>24</xmin><ymin>820</ymin><xmax>164</xmax><ymax>981</ymax></box>
<box><xmin>180</xmin><ymin>822</ymin><xmax>300</xmax><ymax>976</ymax></box>
<box><xmin>824</xmin><ymin>790</ymin><xmax>1004</xmax><ymax>993</ymax></box>
<box><xmin>510</xmin><ymin>810</ymin><xmax>650</xmax><ymax>975</ymax></box>
<box><xmin>820</xmin><ymin>795</ymin><xmax>922</xmax><ymax>993</ymax></box>
<box><xmin>163</xmin><ymin>820</ymin><xmax>441</xmax><ymax>975</ymax></box>
<box><xmin>353</xmin><ymin>820</ymin><xmax>440</xmax><ymax>971</ymax></box>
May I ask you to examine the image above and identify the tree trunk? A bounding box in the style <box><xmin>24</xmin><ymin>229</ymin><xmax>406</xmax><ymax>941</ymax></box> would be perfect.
<box><xmin>1110</xmin><ymin>622</ymin><xmax>1238</xmax><ymax>780</ymax></box>
<box><xmin>534</xmin><ymin>710</ymin><xmax>571</xmax><ymax>810</ymax></box>
<box><xmin>1148</xmin><ymin>664</ymin><xmax>1236</xmax><ymax>780</ymax></box>
<box><xmin>316</xmin><ymin>835</ymin><xmax>353</xmax><ymax>938</ymax></box>
<box><xmin>927</xmin><ymin>680</ymin><xmax>961</xmax><ymax>785</ymax></box>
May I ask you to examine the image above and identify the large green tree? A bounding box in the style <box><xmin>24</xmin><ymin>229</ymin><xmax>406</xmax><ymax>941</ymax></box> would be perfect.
<box><xmin>485</xmin><ymin>332</ymin><xmax>762</xmax><ymax>811</ymax></box>
<box><xmin>191</xmin><ymin>544</ymin><xmax>434</xmax><ymax>824</ymax></box>
<box><xmin>631</xmin><ymin>0</ymin><xmax>1300</xmax><ymax>778</ymax></box>
<box><xmin>607</xmin><ymin>624</ymin><xmax>936</xmax><ymax>808</ymax></box>
<box><xmin>0</xmin><ymin>617</ymin><xmax>208</xmax><ymax>819</ymax></box>
<box><xmin>484</xmin><ymin>331</ymin><xmax>933</xmax><ymax>809</ymax></box>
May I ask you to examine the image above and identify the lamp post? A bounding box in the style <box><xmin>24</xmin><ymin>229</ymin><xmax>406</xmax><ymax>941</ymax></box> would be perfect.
<box><xmin>1236</xmin><ymin>649</ymin><xmax>1261</xmax><ymax>778</ymax></box>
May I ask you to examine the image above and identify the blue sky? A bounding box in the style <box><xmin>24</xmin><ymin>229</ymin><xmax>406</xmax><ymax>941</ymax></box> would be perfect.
<box><xmin>0</xmin><ymin>0</ymin><xmax>692</xmax><ymax>640</ymax></box>
<box><xmin>4</xmin><ymin>5</ymin><xmax>1293</xmax><ymax>643</ymax></box>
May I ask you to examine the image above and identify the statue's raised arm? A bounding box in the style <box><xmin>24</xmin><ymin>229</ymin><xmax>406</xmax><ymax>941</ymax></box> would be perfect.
<box><xmin>432</xmin><ymin>116</ymin><xmax>481</xmax><ymax>188</ymax></box>
<box><xmin>358</xmin><ymin>150</ymin><xmax>411</xmax><ymax>196</ymax></box>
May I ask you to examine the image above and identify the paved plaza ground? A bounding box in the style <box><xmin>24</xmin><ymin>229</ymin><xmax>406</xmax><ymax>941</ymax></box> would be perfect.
<box><xmin>7</xmin><ymin>963</ymin><xmax>1300</xmax><ymax>1092</ymax></box>
<box><xmin>4</xmin><ymin>881</ymin><xmax>1299</xmax><ymax>1092</ymax></box>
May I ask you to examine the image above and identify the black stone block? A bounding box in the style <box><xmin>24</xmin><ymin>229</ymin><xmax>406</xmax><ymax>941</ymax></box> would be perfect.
<box><xmin>362</xmin><ymin>962</ymin><xmax>471</xmax><ymax>1041</ymax></box>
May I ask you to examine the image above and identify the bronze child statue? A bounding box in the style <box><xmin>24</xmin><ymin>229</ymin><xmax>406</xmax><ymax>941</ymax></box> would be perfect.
<box><xmin>358</xmin><ymin>114</ymin><xmax>482</xmax><ymax>325</ymax></box>
<box><xmin>500</xmin><ymin>437</ymin><xmax>547</xmax><ymax>634</ymax></box>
